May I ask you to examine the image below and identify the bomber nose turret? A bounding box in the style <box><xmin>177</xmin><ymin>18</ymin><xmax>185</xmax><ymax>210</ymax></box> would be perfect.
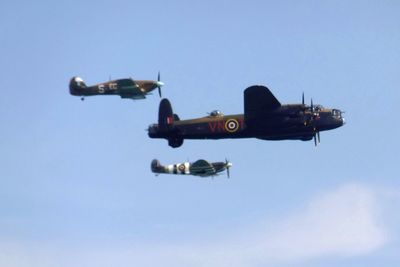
<box><xmin>326</xmin><ymin>109</ymin><xmax>346</xmax><ymax>131</ymax></box>
<box><xmin>337</xmin><ymin>110</ymin><xmax>345</xmax><ymax>127</ymax></box>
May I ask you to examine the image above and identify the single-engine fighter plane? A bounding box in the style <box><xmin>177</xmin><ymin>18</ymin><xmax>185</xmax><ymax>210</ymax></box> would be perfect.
<box><xmin>148</xmin><ymin>85</ymin><xmax>345</xmax><ymax>147</ymax></box>
<box><xmin>151</xmin><ymin>159</ymin><xmax>232</xmax><ymax>178</ymax></box>
<box><xmin>69</xmin><ymin>72</ymin><xmax>164</xmax><ymax>100</ymax></box>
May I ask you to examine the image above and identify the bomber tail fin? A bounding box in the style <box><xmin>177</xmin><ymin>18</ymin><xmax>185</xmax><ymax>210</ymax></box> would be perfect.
<box><xmin>154</xmin><ymin>98</ymin><xmax>184</xmax><ymax>148</ymax></box>
<box><xmin>158</xmin><ymin>98</ymin><xmax>175</xmax><ymax>131</ymax></box>
<box><xmin>69</xmin><ymin>76</ymin><xmax>87</xmax><ymax>95</ymax></box>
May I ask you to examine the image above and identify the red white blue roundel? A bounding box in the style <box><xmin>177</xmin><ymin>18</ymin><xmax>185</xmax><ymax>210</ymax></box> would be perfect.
<box><xmin>225</xmin><ymin>119</ymin><xmax>239</xmax><ymax>133</ymax></box>
<box><xmin>178</xmin><ymin>164</ymin><xmax>185</xmax><ymax>172</ymax></box>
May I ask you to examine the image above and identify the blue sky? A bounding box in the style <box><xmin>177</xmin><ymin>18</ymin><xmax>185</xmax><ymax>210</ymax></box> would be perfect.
<box><xmin>1</xmin><ymin>0</ymin><xmax>400</xmax><ymax>266</ymax></box>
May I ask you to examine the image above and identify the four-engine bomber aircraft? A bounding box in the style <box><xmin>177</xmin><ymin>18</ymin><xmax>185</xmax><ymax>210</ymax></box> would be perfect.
<box><xmin>69</xmin><ymin>72</ymin><xmax>164</xmax><ymax>100</ymax></box>
<box><xmin>151</xmin><ymin>159</ymin><xmax>232</xmax><ymax>178</ymax></box>
<box><xmin>148</xmin><ymin>85</ymin><xmax>345</xmax><ymax>148</ymax></box>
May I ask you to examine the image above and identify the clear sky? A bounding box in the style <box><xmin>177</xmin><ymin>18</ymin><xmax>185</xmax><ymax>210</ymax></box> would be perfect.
<box><xmin>1</xmin><ymin>0</ymin><xmax>400</xmax><ymax>266</ymax></box>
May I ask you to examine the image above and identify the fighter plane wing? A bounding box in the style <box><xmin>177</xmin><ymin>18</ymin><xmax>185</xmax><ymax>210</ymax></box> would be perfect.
<box><xmin>117</xmin><ymin>78</ymin><xmax>144</xmax><ymax>98</ymax></box>
<box><xmin>190</xmin><ymin>159</ymin><xmax>216</xmax><ymax>176</ymax></box>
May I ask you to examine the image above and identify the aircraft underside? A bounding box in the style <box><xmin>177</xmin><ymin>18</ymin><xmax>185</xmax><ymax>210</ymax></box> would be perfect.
<box><xmin>169</xmin><ymin>123</ymin><xmax>316</xmax><ymax>141</ymax></box>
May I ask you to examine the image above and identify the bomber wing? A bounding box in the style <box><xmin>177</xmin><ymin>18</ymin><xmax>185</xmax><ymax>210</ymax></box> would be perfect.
<box><xmin>244</xmin><ymin>85</ymin><xmax>281</xmax><ymax>113</ymax></box>
<box><xmin>190</xmin><ymin>159</ymin><xmax>216</xmax><ymax>176</ymax></box>
<box><xmin>244</xmin><ymin>85</ymin><xmax>281</xmax><ymax>125</ymax></box>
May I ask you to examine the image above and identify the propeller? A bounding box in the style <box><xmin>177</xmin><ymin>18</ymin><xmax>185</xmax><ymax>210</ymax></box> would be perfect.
<box><xmin>308</xmin><ymin>98</ymin><xmax>321</xmax><ymax>146</ymax></box>
<box><xmin>302</xmin><ymin>95</ymin><xmax>313</xmax><ymax>125</ymax></box>
<box><xmin>311</xmin><ymin>98</ymin><xmax>314</xmax><ymax>112</ymax></box>
<box><xmin>225</xmin><ymin>158</ymin><xmax>232</xmax><ymax>178</ymax></box>
<box><xmin>310</xmin><ymin>97</ymin><xmax>322</xmax><ymax>119</ymax></box>
<box><xmin>313</xmin><ymin>129</ymin><xmax>320</xmax><ymax>146</ymax></box>
<box><xmin>156</xmin><ymin>71</ymin><xmax>163</xmax><ymax>98</ymax></box>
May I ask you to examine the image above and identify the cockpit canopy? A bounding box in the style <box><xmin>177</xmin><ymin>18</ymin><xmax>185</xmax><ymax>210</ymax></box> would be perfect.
<box><xmin>306</xmin><ymin>105</ymin><xmax>324</xmax><ymax>113</ymax></box>
<box><xmin>314</xmin><ymin>105</ymin><xmax>324</xmax><ymax>111</ymax></box>
<box><xmin>332</xmin><ymin>109</ymin><xmax>342</xmax><ymax>118</ymax></box>
<box><xmin>209</xmin><ymin>110</ymin><xmax>223</xmax><ymax>117</ymax></box>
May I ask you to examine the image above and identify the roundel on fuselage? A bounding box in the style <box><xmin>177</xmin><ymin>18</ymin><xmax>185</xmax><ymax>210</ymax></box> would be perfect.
<box><xmin>225</xmin><ymin>119</ymin><xmax>239</xmax><ymax>133</ymax></box>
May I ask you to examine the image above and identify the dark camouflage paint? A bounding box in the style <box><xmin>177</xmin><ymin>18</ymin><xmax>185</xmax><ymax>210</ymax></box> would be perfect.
<box><xmin>69</xmin><ymin>77</ymin><xmax>162</xmax><ymax>99</ymax></box>
<box><xmin>148</xmin><ymin>86</ymin><xmax>345</xmax><ymax>147</ymax></box>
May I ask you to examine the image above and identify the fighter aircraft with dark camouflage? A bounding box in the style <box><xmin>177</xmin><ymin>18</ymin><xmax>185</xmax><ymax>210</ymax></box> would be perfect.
<box><xmin>151</xmin><ymin>158</ymin><xmax>232</xmax><ymax>178</ymax></box>
<box><xmin>69</xmin><ymin>72</ymin><xmax>164</xmax><ymax>100</ymax></box>
<box><xmin>148</xmin><ymin>85</ymin><xmax>345</xmax><ymax>148</ymax></box>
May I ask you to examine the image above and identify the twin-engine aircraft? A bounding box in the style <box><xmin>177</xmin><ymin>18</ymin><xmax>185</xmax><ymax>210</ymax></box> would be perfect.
<box><xmin>69</xmin><ymin>72</ymin><xmax>164</xmax><ymax>100</ymax></box>
<box><xmin>148</xmin><ymin>85</ymin><xmax>345</xmax><ymax>147</ymax></box>
<box><xmin>151</xmin><ymin>159</ymin><xmax>232</xmax><ymax>178</ymax></box>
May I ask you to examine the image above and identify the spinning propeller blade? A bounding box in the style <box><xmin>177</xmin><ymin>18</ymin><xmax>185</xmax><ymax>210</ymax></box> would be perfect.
<box><xmin>157</xmin><ymin>71</ymin><xmax>162</xmax><ymax>98</ymax></box>
<box><xmin>311</xmin><ymin>98</ymin><xmax>314</xmax><ymax>112</ymax></box>
<box><xmin>309</xmin><ymin>97</ymin><xmax>321</xmax><ymax>146</ymax></box>
<box><xmin>225</xmin><ymin>158</ymin><xmax>232</xmax><ymax>178</ymax></box>
<box><xmin>312</xmin><ymin>127</ymin><xmax>321</xmax><ymax>146</ymax></box>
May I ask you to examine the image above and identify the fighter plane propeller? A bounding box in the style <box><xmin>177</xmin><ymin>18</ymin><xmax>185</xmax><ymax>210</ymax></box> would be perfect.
<box><xmin>69</xmin><ymin>72</ymin><xmax>164</xmax><ymax>101</ymax></box>
<box><xmin>157</xmin><ymin>71</ymin><xmax>163</xmax><ymax>98</ymax></box>
<box><xmin>225</xmin><ymin>158</ymin><xmax>232</xmax><ymax>178</ymax></box>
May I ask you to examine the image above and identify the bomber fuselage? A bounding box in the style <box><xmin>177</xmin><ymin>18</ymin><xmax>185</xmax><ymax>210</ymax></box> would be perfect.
<box><xmin>148</xmin><ymin>105</ymin><xmax>344</xmax><ymax>141</ymax></box>
<box><xmin>148</xmin><ymin>86</ymin><xmax>345</xmax><ymax>147</ymax></box>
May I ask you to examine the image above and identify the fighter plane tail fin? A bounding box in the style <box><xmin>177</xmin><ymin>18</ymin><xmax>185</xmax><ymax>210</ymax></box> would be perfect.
<box><xmin>69</xmin><ymin>76</ymin><xmax>87</xmax><ymax>95</ymax></box>
<box><xmin>151</xmin><ymin>159</ymin><xmax>164</xmax><ymax>173</ymax></box>
<box><xmin>158</xmin><ymin>98</ymin><xmax>175</xmax><ymax>131</ymax></box>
